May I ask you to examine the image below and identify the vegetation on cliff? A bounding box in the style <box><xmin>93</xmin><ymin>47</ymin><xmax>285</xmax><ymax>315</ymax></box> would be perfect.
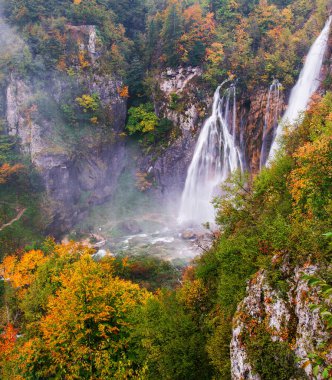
<box><xmin>0</xmin><ymin>135</ymin><xmax>44</xmax><ymax>259</ymax></box>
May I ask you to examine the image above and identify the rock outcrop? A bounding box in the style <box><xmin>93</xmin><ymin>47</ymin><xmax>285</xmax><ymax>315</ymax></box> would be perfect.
<box><xmin>139</xmin><ymin>66</ymin><xmax>210</xmax><ymax>194</ymax></box>
<box><xmin>231</xmin><ymin>263</ymin><xmax>331</xmax><ymax>379</ymax></box>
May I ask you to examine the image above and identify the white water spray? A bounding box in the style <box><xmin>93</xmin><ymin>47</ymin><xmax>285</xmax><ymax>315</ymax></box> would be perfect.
<box><xmin>260</xmin><ymin>79</ymin><xmax>282</xmax><ymax>169</ymax></box>
<box><xmin>178</xmin><ymin>82</ymin><xmax>243</xmax><ymax>225</ymax></box>
<box><xmin>268</xmin><ymin>16</ymin><xmax>332</xmax><ymax>162</ymax></box>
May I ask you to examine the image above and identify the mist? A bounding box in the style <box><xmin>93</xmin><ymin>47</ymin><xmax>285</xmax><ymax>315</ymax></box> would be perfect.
<box><xmin>0</xmin><ymin>2</ymin><xmax>26</xmax><ymax>78</ymax></box>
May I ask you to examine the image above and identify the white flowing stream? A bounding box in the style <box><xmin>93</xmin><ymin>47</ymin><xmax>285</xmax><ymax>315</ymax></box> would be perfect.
<box><xmin>268</xmin><ymin>16</ymin><xmax>332</xmax><ymax>162</ymax></box>
<box><xmin>178</xmin><ymin>82</ymin><xmax>243</xmax><ymax>225</ymax></box>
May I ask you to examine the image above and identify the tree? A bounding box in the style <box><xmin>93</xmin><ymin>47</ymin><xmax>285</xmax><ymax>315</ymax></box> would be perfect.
<box><xmin>126</xmin><ymin>103</ymin><xmax>159</xmax><ymax>135</ymax></box>
<box><xmin>160</xmin><ymin>2</ymin><xmax>183</xmax><ymax>67</ymax></box>
<box><xmin>1</xmin><ymin>245</ymin><xmax>149</xmax><ymax>379</ymax></box>
<box><xmin>35</xmin><ymin>255</ymin><xmax>149</xmax><ymax>379</ymax></box>
<box><xmin>179</xmin><ymin>4</ymin><xmax>216</xmax><ymax>65</ymax></box>
<box><xmin>0</xmin><ymin>323</ymin><xmax>18</xmax><ymax>379</ymax></box>
<box><xmin>0</xmin><ymin>250</ymin><xmax>47</xmax><ymax>296</ymax></box>
<box><xmin>130</xmin><ymin>290</ymin><xmax>212</xmax><ymax>380</ymax></box>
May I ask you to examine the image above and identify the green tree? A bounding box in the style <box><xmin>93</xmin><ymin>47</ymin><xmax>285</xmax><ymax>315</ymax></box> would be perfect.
<box><xmin>126</xmin><ymin>103</ymin><xmax>159</xmax><ymax>135</ymax></box>
<box><xmin>160</xmin><ymin>2</ymin><xmax>183</xmax><ymax>67</ymax></box>
<box><xmin>130</xmin><ymin>291</ymin><xmax>212</xmax><ymax>380</ymax></box>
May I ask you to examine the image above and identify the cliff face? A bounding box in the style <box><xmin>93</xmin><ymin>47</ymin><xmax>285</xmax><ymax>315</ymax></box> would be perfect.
<box><xmin>238</xmin><ymin>87</ymin><xmax>286</xmax><ymax>172</ymax></box>
<box><xmin>138</xmin><ymin>67</ymin><xmax>210</xmax><ymax>194</ymax></box>
<box><xmin>231</xmin><ymin>263</ymin><xmax>331</xmax><ymax>379</ymax></box>
<box><xmin>6</xmin><ymin>74</ymin><xmax>126</xmax><ymax>234</ymax></box>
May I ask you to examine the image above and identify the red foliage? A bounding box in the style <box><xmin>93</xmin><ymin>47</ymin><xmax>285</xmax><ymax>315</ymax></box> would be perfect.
<box><xmin>0</xmin><ymin>323</ymin><xmax>17</xmax><ymax>360</ymax></box>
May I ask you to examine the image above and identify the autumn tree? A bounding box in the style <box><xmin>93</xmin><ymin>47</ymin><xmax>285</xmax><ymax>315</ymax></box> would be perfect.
<box><xmin>0</xmin><ymin>323</ymin><xmax>18</xmax><ymax>379</ymax></box>
<box><xmin>0</xmin><ymin>244</ymin><xmax>149</xmax><ymax>379</ymax></box>
<box><xmin>179</xmin><ymin>4</ymin><xmax>216</xmax><ymax>65</ymax></box>
<box><xmin>288</xmin><ymin>93</ymin><xmax>332</xmax><ymax>219</ymax></box>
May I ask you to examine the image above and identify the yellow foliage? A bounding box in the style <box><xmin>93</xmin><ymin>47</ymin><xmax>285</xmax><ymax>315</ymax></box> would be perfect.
<box><xmin>178</xmin><ymin>278</ymin><xmax>208</xmax><ymax>316</ymax></box>
<box><xmin>289</xmin><ymin>135</ymin><xmax>332</xmax><ymax>206</ymax></box>
<box><xmin>76</xmin><ymin>94</ymin><xmax>99</xmax><ymax>112</ymax></box>
<box><xmin>78</xmin><ymin>50</ymin><xmax>90</xmax><ymax>69</ymax></box>
<box><xmin>35</xmin><ymin>254</ymin><xmax>148</xmax><ymax>377</ymax></box>
<box><xmin>1</xmin><ymin>242</ymin><xmax>149</xmax><ymax>378</ymax></box>
<box><xmin>0</xmin><ymin>250</ymin><xmax>47</xmax><ymax>291</ymax></box>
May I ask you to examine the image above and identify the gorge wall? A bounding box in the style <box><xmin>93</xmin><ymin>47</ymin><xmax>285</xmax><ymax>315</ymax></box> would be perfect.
<box><xmin>3</xmin><ymin>26</ymin><xmax>127</xmax><ymax>235</ymax></box>
<box><xmin>138</xmin><ymin>67</ymin><xmax>210</xmax><ymax>195</ymax></box>
<box><xmin>5</xmin><ymin>74</ymin><xmax>126</xmax><ymax>235</ymax></box>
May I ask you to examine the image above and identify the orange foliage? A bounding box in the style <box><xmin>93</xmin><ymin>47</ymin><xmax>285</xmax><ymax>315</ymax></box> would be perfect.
<box><xmin>0</xmin><ymin>163</ymin><xmax>24</xmax><ymax>185</ymax></box>
<box><xmin>289</xmin><ymin>135</ymin><xmax>332</xmax><ymax>210</ymax></box>
<box><xmin>205</xmin><ymin>42</ymin><xmax>224</xmax><ymax>65</ymax></box>
<box><xmin>286</xmin><ymin>93</ymin><xmax>332</xmax><ymax>218</ymax></box>
<box><xmin>178</xmin><ymin>4</ymin><xmax>216</xmax><ymax>62</ymax></box>
<box><xmin>118</xmin><ymin>85</ymin><xmax>129</xmax><ymax>98</ymax></box>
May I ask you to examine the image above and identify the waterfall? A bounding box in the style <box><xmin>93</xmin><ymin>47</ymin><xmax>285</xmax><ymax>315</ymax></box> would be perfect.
<box><xmin>268</xmin><ymin>16</ymin><xmax>332</xmax><ymax>162</ymax></box>
<box><xmin>260</xmin><ymin>80</ymin><xmax>282</xmax><ymax>169</ymax></box>
<box><xmin>178</xmin><ymin>82</ymin><xmax>243</xmax><ymax>225</ymax></box>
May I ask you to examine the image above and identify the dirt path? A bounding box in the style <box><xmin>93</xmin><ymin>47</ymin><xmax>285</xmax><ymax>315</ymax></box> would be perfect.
<box><xmin>0</xmin><ymin>208</ymin><xmax>27</xmax><ymax>232</ymax></box>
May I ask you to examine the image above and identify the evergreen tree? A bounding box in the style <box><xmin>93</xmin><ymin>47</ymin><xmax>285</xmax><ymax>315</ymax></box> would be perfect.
<box><xmin>127</xmin><ymin>57</ymin><xmax>145</xmax><ymax>104</ymax></box>
<box><xmin>160</xmin><ymin>2</ymin><xmax>183</xmax><ymax>67</ymax></box>
<box><xmin>146</xmin><ymin>17</ymin><xmax>161</xmax><ymax>67</ymax></box>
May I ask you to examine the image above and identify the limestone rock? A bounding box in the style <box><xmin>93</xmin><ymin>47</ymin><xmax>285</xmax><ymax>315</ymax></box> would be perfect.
<box><xmin>231</xmin><ymin>264</ymin><xmax>330</xmax><ymax>379</ymax></box>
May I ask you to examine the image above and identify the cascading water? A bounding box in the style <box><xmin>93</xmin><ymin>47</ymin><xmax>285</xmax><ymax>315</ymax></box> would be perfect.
<box><xmin>268</xmin><ymin>16</ymin><xmax>332</xmax><ymax>162</ymax></box>
<box><xmin>260</xmin><ymin>79</ymin><xmax>282</xmax><ymax>169</ymax></box>
<box><xmin>178</xmin><ymin>82</ymin><xmax>243</xmax><ymax>225</ymax></box>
